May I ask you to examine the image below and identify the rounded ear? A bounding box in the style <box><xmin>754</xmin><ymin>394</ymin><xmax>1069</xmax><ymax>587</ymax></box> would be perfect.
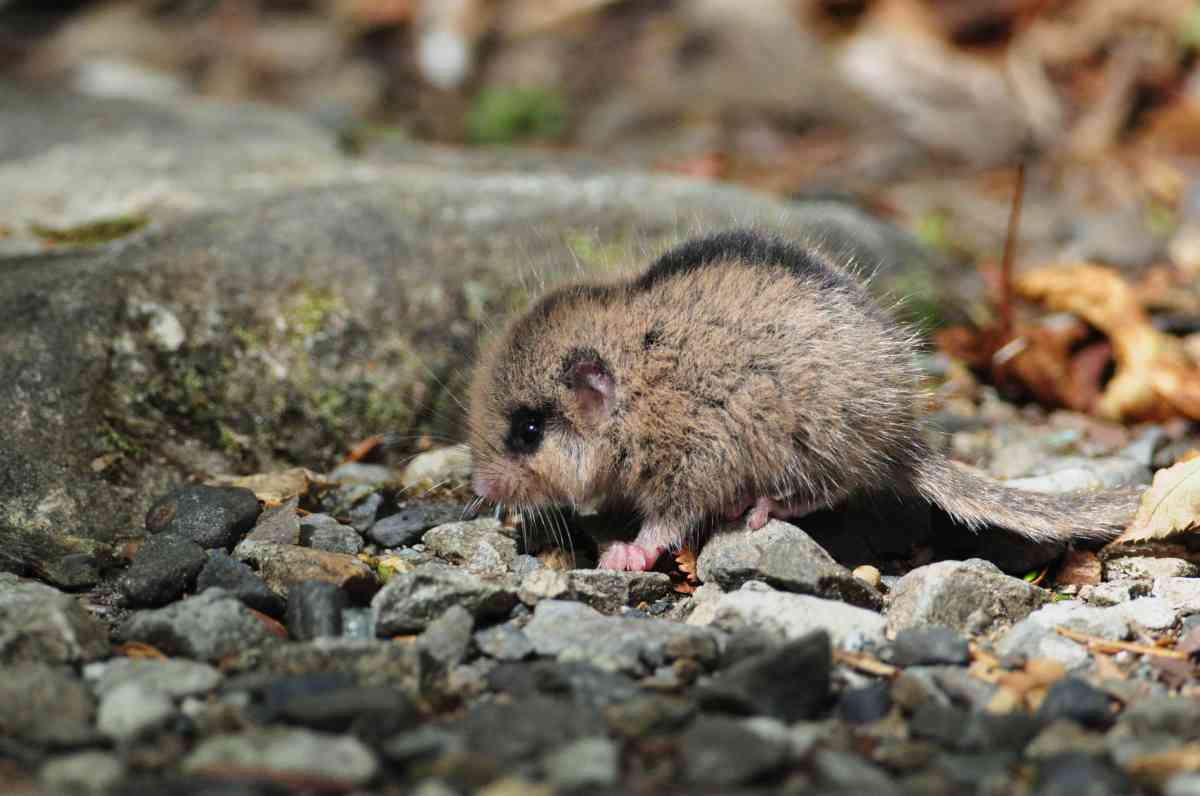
<box><xmin>570</xmin><ymin>360</ymin><xmax>615</xmax><ymax>420</ymax></box>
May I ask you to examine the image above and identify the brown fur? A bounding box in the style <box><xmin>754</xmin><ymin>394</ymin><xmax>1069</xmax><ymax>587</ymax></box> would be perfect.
<box><xmin>468</xmin><ymin>232</ymin><xmax>1141</xmax><ymax>555</ymax></box>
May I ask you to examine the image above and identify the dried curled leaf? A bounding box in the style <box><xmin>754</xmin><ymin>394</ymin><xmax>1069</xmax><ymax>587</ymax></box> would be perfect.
<box><xmin>1114</xmin><ymin>458</ymin><xmax>1200</xmax><ymax>543</ymax></box>
<box><xmin>1017</xmin><ymin>263</ymin><xmax>1195</xmax><ymax>421</ymax></box>
<box><xmin>115</xmin><ymin>641</ymin><xmax>166</xmax><ymax>659</ymax></box>
<box><xmin>673</xmin><ymin>547</ymin><xmax>699</xmax><ymax>594</ymax></box>
<box><xmin>212</xmin><ymin>468</ymin><xmax>332</xmax><ymax>505</ymax></box>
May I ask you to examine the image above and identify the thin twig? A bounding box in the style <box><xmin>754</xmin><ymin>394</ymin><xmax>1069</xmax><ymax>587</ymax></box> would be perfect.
<box><xmin>1055</xmin><ymin>626</ymin><xmax>1191</xmax><ymax>660</ymax></box>
<box><xmin>833</xmin><ymin>649</ymin><xmax>898</xmax><ymax>677</ymax></box>
<box><xmin>998</xmin><ymin>162</ymin><xmax>1026</xmax><ymax>341</ymax></box>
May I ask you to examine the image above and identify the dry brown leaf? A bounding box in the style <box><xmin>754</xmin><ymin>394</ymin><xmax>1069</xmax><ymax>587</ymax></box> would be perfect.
<box><xmin>1151</xmin><ymin>364</ymin><xmax>1200</xmax><ymax>419</ymax></box>
<box><xmin>1126</xmin><ymin>743</ymin><xmax>1200</xmax><ymax>779</ymax></box>
<box><xmin>115</xmin><ymin>641</ymin><xmax>166</xmax><ymax>659</ymax></box>
<box><xmin>1113</xmin><ymin>458</ymin><xmax>1200</xmax><ymax>544</ymax></box>
<box><xmin>212</xmin><ymin>468</ymin><xmax>332</xmax><ymax>505</ymax></box>
<box><xmin>343</xmin><ymin>434</ymin><xmax>385</xmax><ymax>464</ymax></box>
<box><xmin>1017</xmin><ymin>262</ymin><xmax>1196</xmax><ymax>421</ymax></box>
<box><xmin>675</xmin><ymin>548</ymin><xmax>699</xmax><ymax>582</ymax></box>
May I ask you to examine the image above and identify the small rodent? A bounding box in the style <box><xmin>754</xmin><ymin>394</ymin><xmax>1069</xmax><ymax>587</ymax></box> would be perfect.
<box><xmin>467</xmin><ymin>229</ymin><xmax>1141</xmax><ymax>571</ymax></box>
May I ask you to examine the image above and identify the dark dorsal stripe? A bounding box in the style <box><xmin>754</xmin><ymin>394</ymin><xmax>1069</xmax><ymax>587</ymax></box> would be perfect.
<box><xmin>634</xmin><ymin>229</ymin><xmax>852</xmax><ymax>294</ymax></box>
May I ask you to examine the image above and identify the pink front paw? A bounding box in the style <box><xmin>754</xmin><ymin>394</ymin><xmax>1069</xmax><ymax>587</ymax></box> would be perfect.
<box><xmin>599</xmin><ymin>542</ymin><xmax>661</xmax><ymax>571</ymax></box>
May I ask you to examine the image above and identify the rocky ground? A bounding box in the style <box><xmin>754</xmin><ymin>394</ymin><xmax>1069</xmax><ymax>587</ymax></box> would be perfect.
<box><xmin>8</xmin><ymin>425</ymin><xmax>1200</xmax><ymax>796</ymax></box>
<box><xmin>5</xmin><ymin>80</ymin><xmax>1200</xmax><ymax>795</ymax></box>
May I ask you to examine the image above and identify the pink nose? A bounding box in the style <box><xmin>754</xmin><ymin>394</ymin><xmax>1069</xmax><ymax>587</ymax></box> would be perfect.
<box><xmin>472</xmin><ymin>474</ymin><xmax>497</xmax><ymax>502</ymax></box>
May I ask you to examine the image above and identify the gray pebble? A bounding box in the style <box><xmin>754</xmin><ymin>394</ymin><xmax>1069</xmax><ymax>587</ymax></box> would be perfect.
<box><xmin>0</xmin><ymin>664</ymin><xmax>96</xmax><ymax>745</ymax></box>
<box><xmin>119</xmin><ymin>532</ymin><xmax>208</xmax><ymax>607</ymax></box>
<box><xmin>120</xmin><ymin>587</ymin><xmax>281</xmax><ymax>661</ymax></box>
<box><xmin>299</xmin><ymin>513</ymin><xmax>363</xmax><ymax>555</ymax></box>
<box><xmin>39</xmin><ymin>752</ymin><xmax>125</xmax><ymax>794</ymax></box>
<box><xmin>680</xmin><ymin>716</ymin><xmax>789</xmax><ymax>787</ymax></box>
<box><xmin>418</xmin><ymin>604</ymin><xmax>474</xmax><ymax>670</ymax></box>
<box><xmin>97</xmin><ymin>680</ymin><xmax>175</xmax><ymax>741</ymax></box>
<box><xmin>183</xmin><ymin>728</ymin><xmax>378</xmax><ymax>788</ymax></box>
<box><xmin>243</xmin><ymin>496</ymin><xmax>301</xmax><ymax>545</ymax></box>
<box><xmin>371</xmin><ymin>565</ymin><xmax>518</xmax><ymax>635</ymax></box>
<box><xmin>287</xmin><ymin>581</ymin><xmax>348</xmax><ymax>641</ymax></box>
<box><xmin>891</xmin><ymin>626</ymin><xmax>970</xmax><ymax>666</ymax></box>
<box><xmin>85</xmin><ymin>657</ymin><xmax>222</xmax><ymax>699</ymax></box>
<box><xmin>0</xmin><ymin>573</ymin><xmax>110</xmax><ymax>665</ymax></box>
<box><xmin>145</xmin><ymin>485</ymin><xmax>260</xmax><ymax>549</ymax></box>
<box><xmin>474</xmin><ymin>622</ymin><xmax>535</xmax><ymax>661</ymax></box>
<box><xmin>196</xmin><ymin>550</ymin><xmax>285</xmax><ymax>617</ymax></box>
<box><xmin>887</xmin><ymin>559</ymin><xmax>1048</xmax><ymax>637</ymax></box>
<box><xmin>544</xmin><ymin>736</ymin><xmax>619</xmax><ymax>790</ymax></box>
<box><xmin>368</xmin><ymin>503</ymin><xmax>462</xmax><ymax>547</ymax></box>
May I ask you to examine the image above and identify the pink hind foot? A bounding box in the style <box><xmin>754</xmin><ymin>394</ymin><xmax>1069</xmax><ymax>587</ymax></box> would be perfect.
<box><xmin>744</xmin><ymin>496</ymin><xmax>821</xmax><ymax>531</ymax></box>
<box><xmin>599</xmin><ymin>542</ymin><xmax>665</xmax><ymax>572</ymax></box>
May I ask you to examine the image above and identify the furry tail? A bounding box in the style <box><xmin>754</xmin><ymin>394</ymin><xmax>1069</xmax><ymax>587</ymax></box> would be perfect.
<box><xmin>913</xmin><ymin>455</ymin><xmax>1142</xmax><ymax>544</ymax></box>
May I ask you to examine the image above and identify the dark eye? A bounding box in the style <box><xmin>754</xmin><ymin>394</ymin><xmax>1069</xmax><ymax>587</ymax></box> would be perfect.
<box><xmin>505</xmin><ymin>407</ymin><xmax>546</xmax><ymax>455</ymax></box>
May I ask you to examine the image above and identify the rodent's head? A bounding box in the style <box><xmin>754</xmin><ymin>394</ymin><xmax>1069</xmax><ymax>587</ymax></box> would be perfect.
<box><xmin>468</xmin><ymin>286</ymin><xmax>619</xmax><ymax>511</ymax></box>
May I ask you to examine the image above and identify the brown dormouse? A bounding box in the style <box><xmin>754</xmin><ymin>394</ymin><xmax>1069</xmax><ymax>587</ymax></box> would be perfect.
<box><xmin>468</xmin><ymin>230</ymin><xmax>1140</xmax><ymax>570</ymax></box>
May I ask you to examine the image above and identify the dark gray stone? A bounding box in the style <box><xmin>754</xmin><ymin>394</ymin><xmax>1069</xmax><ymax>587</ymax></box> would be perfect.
<box><xmin>243</xmin><ymin>496</ymin><xmax>302</xmax><ymax>545</ymax></box>
<box><xmin>812</xmin><ymin>748</ymin><xmax>903</xmax><ymax>794</ymax></box>
<box><xmin>1036</xmin><ymin>753</ymin><xmax>1134</xmax><ymax>796</ymax></box>
<box><xmin>371</xmin><ymin>565</ymin><xmax>518</xmax><ymax>635</ymax></box>
<box><xmin>1117</xmin><ymin>696</ymin><xmax>1200</xmax><ymax>740</ymax></box>
<box><xmin>910</xmin><ymin>703</ymin><xmax>1041</xmax><ymax>753</ymax></box>
<box><xmin>698</xmin><ymin>631</ymin><xmax>831</xmax><ymax>722</ymax></box>
<box><xmin>119</xmin><ymin>587</ymin><xmax>281</xmax><ymax>660</ymax></box>
<box><xmin>488</xmin><ymin>661</ymin><xmax>640</xmax><ymax>710</ymax></box>
<box><xmin>887</xmin><ymin>559</ymin><xmax>1049</xmax><ymax>636</ymax></box>
<box><xmin>455</xmin><ymin>696</ymin><xmax>605</xmax><ymax>766</ymax></box>
<box><xmin>0</xmin><ymin>664</ymin><xmax>96</xmax><ymax>746</ymax></box>
<box><xmin>0</xmin><ymin>573</ymin><xmax>110</xmax><ymax>664</ymax></box>
<box><xmin>417</xmin><ymin>605</ymin><xmax>474</xmax><ymax>670</ymax></box>
<box><xmin>523</xmin><ymin>599</ymin><xmax>720</xmax><ymax>676</ymax></box>
<box><xmin>679</xmin><ymin>716</ymin><xmax>789</xmax><ymax>787</ymax></box>
<box><xmin>286</xmin><ymin>581</ymin><xmax>348</xmax><ymax>641</ymax></box>
<box><xmin>275</xmin><ymin>685</ymin><xmax>419</xmax><ymax>737</ymax></box>
<box><xmin>474</xmin><ymin>622</ymin><xmax>535</xmax><ymax>661</ymax></box>
<box><xmin>119</xmin><ymin>532</ymin><xmax>207</xmax><ymax>606</ymax></box>
<box><xmin>837</xmin><ymin>681</ymin><xmax>892</xmax><ymax>724</ymax></box>
<box><xmin>231</xmin><ymin>638</ymin><xmax>421</xmax><ymax>693</ymax></box>
<box><xmin>602</xmin><ymin>694</ymin><xmax>697</xmax><ymax>739</ymax></box>
<box><xmin>382</xmin><ymin>726</ymin><xmax>462</xmax><ymax>764</ymax></box>
<box><xmin>348</xmin><ymin>493</ymin><xmax>384</xmax><ymax>533</ymax></box>
<box><xmin>369</xmin><ymin>504</ymin><xmax>466</xmax><ymax>548</ymax></box>
<box><xmin>1038</xmin><ymin>677</ymin><xmax>1114</xmax><ymax>729</ymax></box>
<box><xmin>196</xmin><ymin>550</ymin><xmax>285</xmax><ymax>617</ymax></box>
<box><xmin>299</xmin><ymin>513</ymin><xmax>363</xmax><ymax>555</ymax></box>
<box><xmin>891</xmin><ymin>626</ymin><xmax>970</xmax><ymax>667</ymax></box>
<box><xmin>145</xmin><ymin>485</ymin><xmax>260</xmax><ymax>549</ymax></box>
<box><xmin>697</xmin><ymin>521</ymin><xmax>883</xmax><ymax>609</ymax></box>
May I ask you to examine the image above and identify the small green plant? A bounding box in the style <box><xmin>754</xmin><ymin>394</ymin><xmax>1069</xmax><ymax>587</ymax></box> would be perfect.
<box><xmin>467</xmin><ymin>86</ymin><xmax>569</xmax><ymax>145</ymax></box>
